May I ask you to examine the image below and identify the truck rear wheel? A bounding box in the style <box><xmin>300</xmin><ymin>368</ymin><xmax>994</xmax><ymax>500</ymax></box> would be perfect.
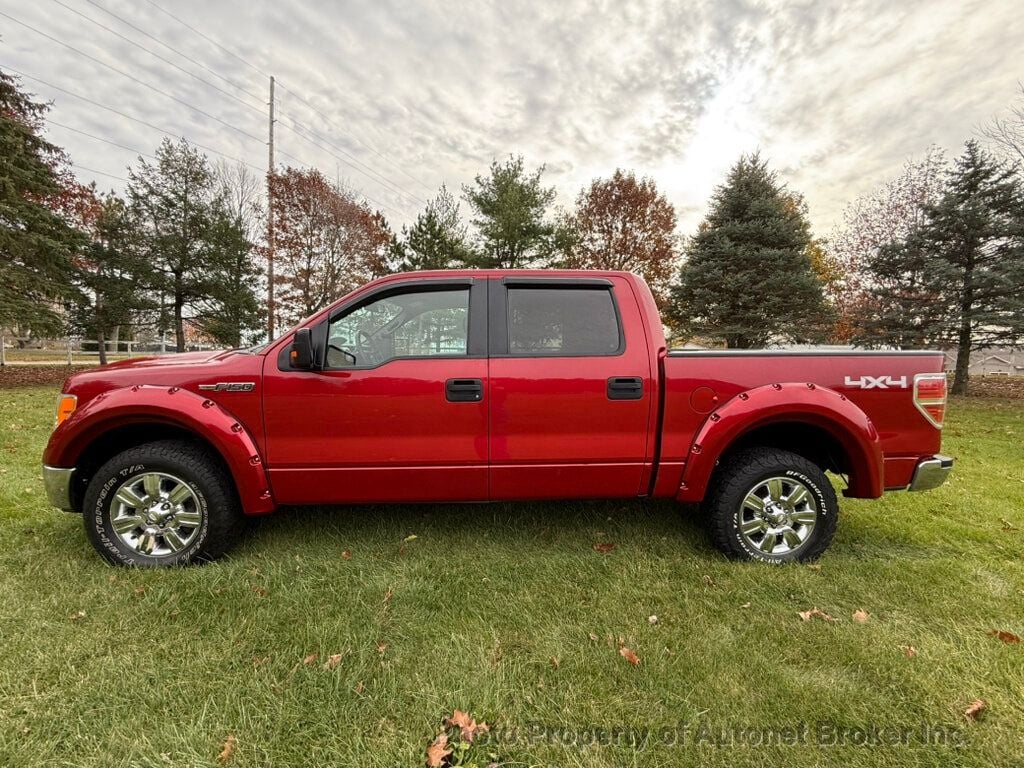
<box><xmin>705</xmin><ymin>447</ymin><xmax>838</xmax><ymax>563</ymax></box>
<box><xmin>82</xmin><ymin>440</ymin><xmax>243</xmax><ymax>567</ymax></box>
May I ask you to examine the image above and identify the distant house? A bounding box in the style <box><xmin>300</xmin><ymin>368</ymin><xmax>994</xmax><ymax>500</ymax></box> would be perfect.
<box><xmin>941</xmin><ymin>347</ymin><xmax>1024</xmax><ymax>376</ymax></box>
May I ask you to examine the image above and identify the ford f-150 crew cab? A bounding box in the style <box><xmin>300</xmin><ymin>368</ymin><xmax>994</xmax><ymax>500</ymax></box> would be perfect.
<box><xmin>42</xmin><ymin>270</ymin><xmax>953</xmax><ymax>567</ymax></box>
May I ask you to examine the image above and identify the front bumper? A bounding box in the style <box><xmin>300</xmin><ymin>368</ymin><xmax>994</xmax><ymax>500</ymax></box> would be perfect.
<box><xmin>43</xmin><ymin>465</ymin><xmax>75</xmax><ymax>511</ymax></box>
<box><xmin>908</xmin><ymin>454</ymin><xmax>953</xmax><ymax>492</ymax></box>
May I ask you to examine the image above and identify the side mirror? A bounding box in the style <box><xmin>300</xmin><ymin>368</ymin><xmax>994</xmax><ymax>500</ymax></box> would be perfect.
<box><xmin>289</xmin><ymin>328</ymin><xmax>314</xmax><ymax>369</ymax></box>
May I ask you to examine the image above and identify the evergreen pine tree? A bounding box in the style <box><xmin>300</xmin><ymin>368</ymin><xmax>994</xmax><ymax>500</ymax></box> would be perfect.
<box><xmin>919</xmin><ymin>141</ymin><xmax>1024</xmax><ymax>394</ymax></box>
<box><xmin>0</xmin><ymin>70</ymin><xmax>83</xmax><ymax>338</ymax></box>
<box><xmin>70</xmin><ymin>192</ymin><xmax>155</xmax><ymax>364</ymax></box>
<box><xmin>462</xmin><ymin>156</ymin><xmax>559</xmax><ymax>268</ymax></box>
<box><xmin>398</xmin><ymin>185</ymin><xmax>473</xmax><ymax>270</ymax></box>
<box><xmin>671</xmin><ymin>153</ymin><xmax>828</xmax><ymax>348</ymax></box>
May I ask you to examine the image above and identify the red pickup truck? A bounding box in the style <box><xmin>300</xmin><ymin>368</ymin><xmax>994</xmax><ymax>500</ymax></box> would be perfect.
<box><xmin>43</xmin><ymin>270</ymin><xmax>952</xmax><ymax>567</ymax></box>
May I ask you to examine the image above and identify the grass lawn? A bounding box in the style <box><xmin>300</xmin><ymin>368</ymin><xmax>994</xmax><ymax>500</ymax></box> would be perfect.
<box><xmin>0</xmin><ymin>387</ymin><xmax>1021</xmax><ymax>767</ymax></box>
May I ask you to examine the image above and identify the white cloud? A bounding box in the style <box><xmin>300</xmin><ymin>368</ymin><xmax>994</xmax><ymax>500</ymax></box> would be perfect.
<box><xmin>2</xmin><ymin>0</ymin><xmax>1021</xmax><ymax>233</ymax></box>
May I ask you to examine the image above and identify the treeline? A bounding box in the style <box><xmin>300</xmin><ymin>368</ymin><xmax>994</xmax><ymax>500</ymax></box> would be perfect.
<box><xmin>3</xmin><ymin>68</ymin><xmax>1024</xmax><ymax>393</ymax></box>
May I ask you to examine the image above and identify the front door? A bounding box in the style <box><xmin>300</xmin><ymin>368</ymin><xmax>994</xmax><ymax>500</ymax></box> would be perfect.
<box><xmin>262</xmin><ymin>278</ymin><xmax>489</xmax><ymax>504</ymax></box>
<box><xmin>487</xmin><ymin>276</ymin><xmax>653</xmax><ymax>500</ymax></box>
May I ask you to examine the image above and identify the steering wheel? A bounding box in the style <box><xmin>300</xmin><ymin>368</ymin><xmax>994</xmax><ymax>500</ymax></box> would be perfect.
<box><xmin>327</xmin><ymin>341</ymin><xmax>356</xmax><ymax>365</ymax></box>
<box><xmin>356</xmin><ymin>329</ymin><xmax>376</xmax><ymax>362</ymax></box>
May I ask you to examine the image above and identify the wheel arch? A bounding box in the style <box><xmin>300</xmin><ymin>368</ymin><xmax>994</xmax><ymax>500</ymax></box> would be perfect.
<box><xmin>45</xmin><ymin>385</ymin><xmax>276</xmax><ymax>515</ymax></box>
<box><xmin>676</xmin><ymin>383</ymin><xmax>884</xmax><ymax>503</ymax></box>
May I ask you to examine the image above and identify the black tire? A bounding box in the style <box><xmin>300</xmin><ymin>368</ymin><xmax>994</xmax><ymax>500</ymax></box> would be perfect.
<box><xmin>705</xmin><ymin>447</ymin><xmax>839</xmax><ymax>563</ymax></box>
<box><xmin>83</xmin><ymin>440</ymin><xmax>243</xmax><ymax>567</ymax></box>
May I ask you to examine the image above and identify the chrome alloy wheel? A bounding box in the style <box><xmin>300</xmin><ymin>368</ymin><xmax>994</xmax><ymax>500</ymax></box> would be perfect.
<box><xmin>109</xmin><ymin>472</ymin><xmax>203</xmax><ymax>556</ymax></box>
<box><xmin>738</xmin><ymin>476</ymin><xmax>818</xmax><ymax>556</ymax></box>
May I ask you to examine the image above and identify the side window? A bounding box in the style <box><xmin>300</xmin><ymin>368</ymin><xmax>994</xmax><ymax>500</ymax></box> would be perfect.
<box><xmin>325</xmin><ymin>288</ymin><xmax>470</xmax><ymax>368</ymax></box>
<box><xmin>506</xmin><ymin>287</ymin><xmax>621</xmax><ymax>356</ymax></box>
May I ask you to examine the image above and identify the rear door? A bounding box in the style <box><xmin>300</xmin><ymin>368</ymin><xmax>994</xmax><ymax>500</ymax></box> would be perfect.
<box><xmin>487</xmin><ymin>276</ymin><xmax>653</xmax><ymax>499</ymax></box>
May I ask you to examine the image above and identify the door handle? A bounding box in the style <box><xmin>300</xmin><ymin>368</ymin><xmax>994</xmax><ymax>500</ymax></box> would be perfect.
<box><xmin>607</xmin><ymin>376</ymin><xmax>644</xmax><ymax>400</ymax></box>
<box><xmin>446</xmin><ymin>378</ymin><xmax>483</xmax><ymax>402</ymax></box>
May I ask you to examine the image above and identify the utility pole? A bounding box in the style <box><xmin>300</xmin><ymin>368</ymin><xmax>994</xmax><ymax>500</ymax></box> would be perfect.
<box><xmin>266</xmin><ymin>75</ymin><xmax>276</xmax><ymax>341</ymax></box>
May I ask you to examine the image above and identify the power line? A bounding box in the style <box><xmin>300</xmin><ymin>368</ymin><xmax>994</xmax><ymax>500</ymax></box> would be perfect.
<box><xmin>46</xmin><ymin>118</ymin><xmax>156</xmax><ymax>160</ymax></box>
<box><xmin>142</xmin><ymin>0</ymin><xmax>269</xmax><ymax>78</ymax></box>
<box><xmin>273</xmin><ymin>146</ymin><xmax>411</xmax><ymax>219</ymax></box>
<box><xmin>276</xmin><ymin>82</ymin><xmax>435</xmax><ymax>193</ymax></box>
<box><xmin>3</xmin><ymin>65</ymin><xmax>262</xmax><ymax>171</ymax></box>
<box><xmin>52</xmin><ymin>0</ymin><xmax>266</xmax><ymax>117</ymax></box>
<box><xmin>74</xmin><ymin>163</ymin><xmax>129</xmax><ymax>183</ymax></box>
<box><xmin>82</xmin><ymin>0</ymin><xmax>265</xmax><ymax>105</ymax></box>
<box><xmin>0</xmin><ymin>11</ymin><xmax>264</xmax><ymax>144</ymax></box>
<box><xmin>136</xmin><ymin>0</ymin><xmax>434</xmax><ymax>196</ymax></box>
<box><xmin>276</xmin><ymin>112</ymin><xmax>428</xmax><ymax>206</ymax></box>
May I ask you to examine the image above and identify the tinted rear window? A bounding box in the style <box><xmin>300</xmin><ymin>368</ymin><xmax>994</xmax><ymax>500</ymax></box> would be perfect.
<box><xmin>507</xmin><ymin>287</ymin><xmax>621</xmax><ymax>355</ymax></box>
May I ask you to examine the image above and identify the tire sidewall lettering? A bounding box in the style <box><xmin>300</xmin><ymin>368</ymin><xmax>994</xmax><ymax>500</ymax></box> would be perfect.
<box><xmin>92</xmin><ymin>462</ymin><xmax>209</xmax><ymax>565</ymax></box>
<box><xmin>731</xmin><ymin>469</ymin><xmax>831</xmax><ymax>562</ymax></box>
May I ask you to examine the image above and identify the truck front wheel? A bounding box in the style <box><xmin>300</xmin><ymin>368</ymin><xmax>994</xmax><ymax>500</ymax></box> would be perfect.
<box><xmin>82</xmin><ymin>440</ymin><xmax>243</xmax><ymax>567</ymax></box>
<box><xmin>705</xmin><ymin>447</ymin><xmax>838</xmax><ymax>563</ymax></box>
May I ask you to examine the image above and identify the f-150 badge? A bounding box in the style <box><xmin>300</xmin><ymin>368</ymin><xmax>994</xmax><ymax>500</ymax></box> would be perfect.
<box><xmin>197</xmin><ymin>382</ymin><xmax>256</xmax><ymax>392</ymax></box>
<box><xmin>843</xmin><ymin>375</ymin><xmax>908</xmax><ymax>389</ymax></box>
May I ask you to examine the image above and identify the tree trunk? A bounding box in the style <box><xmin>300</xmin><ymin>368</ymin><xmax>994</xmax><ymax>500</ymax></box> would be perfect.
<box><xmin>174</xmin><ymin>272</ymin><xmax>185</xmax><ymax>353</ymax></box>
<box><xmin>952</xmin><ymin>318</ymin><xmax>971</xmax><ymax>395</ymax></box>
<box><xmin>97</xmin><ymin>327</ymin><xmax>107</xmax><ymax>366</ymax></box>
<box><xmin>951</xmin><ymin>256</ymin><xmax>975</xmax><ymax>396</ymax></box>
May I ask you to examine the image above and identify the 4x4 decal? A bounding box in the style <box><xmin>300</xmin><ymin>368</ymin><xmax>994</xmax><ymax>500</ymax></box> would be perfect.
<box><xmin>843</xmin><ymin>375</ymin><xmax>908</xmax><ymax>389</ymax></box>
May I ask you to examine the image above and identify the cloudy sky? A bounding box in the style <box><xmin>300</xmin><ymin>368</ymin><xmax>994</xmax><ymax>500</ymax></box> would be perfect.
<box><xmin>2</xmin><ymin>0</ymin><xmax>1021</xmax><ymax>234</ymax></box>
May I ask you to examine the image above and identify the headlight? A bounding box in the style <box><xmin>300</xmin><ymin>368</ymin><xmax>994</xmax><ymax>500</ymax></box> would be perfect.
<box><xmin>55</xmin><ymin>394</ymin><xmax>77</xmax><ymax>427</ymax></box>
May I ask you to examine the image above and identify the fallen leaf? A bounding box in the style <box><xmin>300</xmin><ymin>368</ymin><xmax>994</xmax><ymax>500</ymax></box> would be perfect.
<box><xmin>217</xmin><ymin>734</ymin><xmax>236</xmax><ymax>765</ymax></box>
<box><xmin>251</xmin><ymin>585</ymin><xmax>268</xmax><ymax>598</ymax></box>
<box><xmin>806</xmin><ymin>564</ymin><xmax>822</xmax><ymax>572</ymax></box>
<box><xmin>853</xmin><ymin>609</ymin><xmax>870</xmax><ymax>623</ymax></box>
<box><xmin>900</xmin><ymin>645</ymin><xmax>918</xmax><ymax>658</ymax></box>
<box><xmin>69</xmin><ymin>610</ymin><xmax>86</xmax><ymax>622</ymax></box>
<box><xmin>426</xmin><ymin>731</ymin><xmax>452</xmax><ymax>767</ymax></box>
<box><xmin>648</xmin><ymin>615</ymin><xmax>659</xmax><ymax>625</ymax></box>
<box><xmin>377</xmin><ymin>643</ymin><xmax>389</xmax><ymax>656</ymax></box>
<box><xmin>798</xmin><ymin>607</ymin><xmax>836</xmax><ymax>623</ymax></box>
<box><xmin>702</xmin><ymin>574</ymin><xmax>716</xmax><ymax>588</ymax></box>
<box><xmin>986</xmin><ymin>629</ymin><xmax>1021</xmax><ymax>644</ymax></box>
<box><xmin>324</xmin><ymin>653</ymin><xmax>345</xmax><ymax>670</ymax></box>
<box><xmin>619</xmin><ymin>645</ymin><xmax>641</xmax><ymax>666</ymax></box>
<box><xmin>964</xmin><ymin>699</ymin><xmax>986</xmax><ymax>722</ymax></box>
<box><xmin>740</xmin><ymin>602</ymin><xmax>751</xmax><ymax>609</ymax></box>
<box><xmin>302</xmin><ymin>653</ymin><xmax>318</xmax><ymax>666</ymax></box>
<box><xmin>592</xmin><ymin>542</ymin><xmax>616</xmax><ymax>553</ymax></box>
<box><xmin>341</xmin><ymin>550</ymin><xmax>352</xmax><ymax>560</ymax></box>
<box><xmin>445</xmin><ymin>710</ymin><xmax>490</xmax><ymax>743</ymax></box>
<box><xmin>403</xmin><ymin>534</ymin><xmax>418</xmax><ymax>543</ymax></box>
<box><xmin>133</xmin><ymin>586</ymin><xmax>146</xmax><ymax>596</ymax></box>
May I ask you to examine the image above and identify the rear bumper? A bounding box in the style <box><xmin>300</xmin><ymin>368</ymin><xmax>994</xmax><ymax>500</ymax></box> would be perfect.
<box><xmin>43</xmin><ymin>465</ymin><xmax>75</xmax><ymax>512</ymax></box>
<box><xmin>908</xmin><ymin>454</ymin><xmax>953</xmax><ymax>492</ymax></box>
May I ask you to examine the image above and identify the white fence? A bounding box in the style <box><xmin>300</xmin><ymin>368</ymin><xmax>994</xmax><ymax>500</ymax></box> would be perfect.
<box><xmin>0</xmin><ymin>335</ymin><xmax>220</xmax><ymax>366</ymax></box>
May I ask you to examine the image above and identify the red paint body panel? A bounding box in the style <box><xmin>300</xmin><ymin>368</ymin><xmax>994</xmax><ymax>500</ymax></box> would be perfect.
<box><xmin>261</xmin><ymin>357</ymin><xmax>488</xmax><ymax>504</ymax></box>
<box><xmin>488</xmin><ymin>276</ymin><xmax>654</xmax><ymax>500</ymax></box>
<box><xmin>44</xmin><ymin>384</ymin><xmax>275</xmax><ymax>515</ymax></box>
<box><xmin>42</xmin><ymin>269</ymin><xmax>948</xmax><ymax>515</ymax></box>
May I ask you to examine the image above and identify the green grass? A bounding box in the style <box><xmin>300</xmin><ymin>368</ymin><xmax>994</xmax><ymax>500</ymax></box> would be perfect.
<box><xmin>0</xmin><ymin>388</ymin><xmax>1022</xmax><ymax>767</ymax></box>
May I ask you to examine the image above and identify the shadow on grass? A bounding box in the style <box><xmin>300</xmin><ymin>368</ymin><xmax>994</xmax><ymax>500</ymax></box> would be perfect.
<box><xmin>240</xmin><ymin>498</ymin><xmax>712</xmax><ymax>558</ymax></box>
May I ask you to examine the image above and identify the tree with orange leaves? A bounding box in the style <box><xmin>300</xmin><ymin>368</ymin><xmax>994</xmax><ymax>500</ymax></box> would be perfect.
<box><xmin>563</xmin><ymin>169</ymin><xmax>679</xmax><ymax>306</ymax></box>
